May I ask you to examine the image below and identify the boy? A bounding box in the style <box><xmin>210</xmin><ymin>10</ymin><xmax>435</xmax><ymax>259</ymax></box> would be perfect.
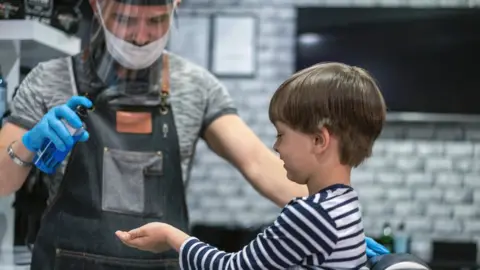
<box><xmin>116</xmin><ymin>62</ymin><xmax>387</xmax><ymax>269</ymax></box>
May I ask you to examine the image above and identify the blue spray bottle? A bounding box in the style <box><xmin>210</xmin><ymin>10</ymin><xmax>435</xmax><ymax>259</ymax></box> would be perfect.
<box><xmin>33</xmin><ymin>105</ymin><xmax>88</xmax><ymax>174</ymax></box>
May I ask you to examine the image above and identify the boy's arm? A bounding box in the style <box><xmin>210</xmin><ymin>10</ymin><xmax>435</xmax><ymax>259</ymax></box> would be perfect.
<box><xmin>168</xmin><ymin>200</ymin><xmax>338</xmax><ymax>270</ymax></box>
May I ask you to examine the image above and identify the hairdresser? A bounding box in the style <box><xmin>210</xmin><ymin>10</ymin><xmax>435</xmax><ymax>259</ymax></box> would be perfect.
<box><xmin>0</xmin><ymin>0</ymin><xmax>387</xmax><ymax>269</ymax></box>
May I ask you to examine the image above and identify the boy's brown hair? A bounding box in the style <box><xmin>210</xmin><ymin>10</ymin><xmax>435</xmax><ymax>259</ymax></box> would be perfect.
<box><xmin>269</xmin><ymin>62</ymin><xmax>386</xmax><ymax>167</ymax></box>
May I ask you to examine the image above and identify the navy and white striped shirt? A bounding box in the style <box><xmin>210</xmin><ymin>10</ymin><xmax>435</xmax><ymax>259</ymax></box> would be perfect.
<box><xmin>179</xmin><ymin>184</ymin><xmax>367</xmax><ymax>270</ymax></box>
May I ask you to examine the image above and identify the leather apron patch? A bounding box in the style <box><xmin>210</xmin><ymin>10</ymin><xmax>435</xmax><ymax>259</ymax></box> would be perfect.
<box><xmin>116</xmin><ymin>111</ymin><xmax>152</xmax><ymax>134</ymax></box>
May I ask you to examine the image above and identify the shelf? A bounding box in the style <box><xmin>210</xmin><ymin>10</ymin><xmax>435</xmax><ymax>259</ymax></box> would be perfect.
<box><xmin>0</xmin><ymin>19</ymin><xmax>81</xmax><ymax>54</ymax></box>
<box><xmin>0</xmin><ymin>20</ymin><xmax>81</xmax><ymax>69</ymax></box>
<box><xmin>0</xmin><ymin>20</ymin><xmax>82</xmax><ymax>102</ymax></box>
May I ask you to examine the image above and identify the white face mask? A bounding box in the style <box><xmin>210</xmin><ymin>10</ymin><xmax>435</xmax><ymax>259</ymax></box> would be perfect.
<box><xmin>96</xmin><ymin>2</ymin><xmax>173</xmax><ymax>70</ymax></box>
<box><xmin>103</xmin><ymin>28</ymin><xmax>170</xmax><ymax>70</ymax></box>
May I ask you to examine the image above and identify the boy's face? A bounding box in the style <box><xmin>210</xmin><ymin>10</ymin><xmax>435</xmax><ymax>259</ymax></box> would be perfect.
<box><xmin>273</xmin><ymin>122</ymin><xmax>318</xmax><ymax>184</ymax></box>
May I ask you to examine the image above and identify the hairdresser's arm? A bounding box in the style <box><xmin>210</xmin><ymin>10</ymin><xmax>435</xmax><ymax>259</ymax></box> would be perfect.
<box><xmin>204</xmin><ymin>115</ymin><xmax>308</xmax><ymax>207</ymax></box>
<box><xmin>0</xmin><ymin>124</ymin><xmax>33</xmax><ymax>196</ymax></box>
<box><xmin>0</xmin><ymin>65</ymin><xmax>48</xmax><ymax>196</ymax></box>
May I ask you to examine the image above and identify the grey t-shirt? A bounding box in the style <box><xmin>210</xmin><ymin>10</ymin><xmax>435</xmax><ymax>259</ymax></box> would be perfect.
<box><xmin>6</xmin><ymin>51</ymin><xmax>237</xmax><ymax>203</ymax></box>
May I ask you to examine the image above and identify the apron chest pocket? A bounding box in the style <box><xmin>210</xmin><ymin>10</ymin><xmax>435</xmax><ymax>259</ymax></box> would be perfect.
<box><xmin>54</xmin><ymin>249</ymin><xmax>179</xmax><ymax>270</ymax></box>
<box><xmin>102</xmin><ymin>148</ymin><xmax>164</xmax><ymax>216</ymax></box>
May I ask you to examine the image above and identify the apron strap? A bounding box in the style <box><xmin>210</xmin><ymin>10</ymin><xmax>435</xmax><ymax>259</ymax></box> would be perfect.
<box><xmin>160</xmin><ymin>53</ymin><xmax>170</xmax><ymax>114</ymax></box>
<box><xmin>68</xmin><ymin>56</ymin><xmax>79</xmax><ymax>96</ymax></box>
<box><xmin>161</xmin><ymin>53</ymin><xmax>170</xmax><ymax>95</ymax></box>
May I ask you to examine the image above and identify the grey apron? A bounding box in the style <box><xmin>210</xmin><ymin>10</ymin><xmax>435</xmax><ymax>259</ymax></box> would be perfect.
<box><xmin>30</xmin><ymin>53</ymin><xmax>189</xmax><ymax>270</ymax></box>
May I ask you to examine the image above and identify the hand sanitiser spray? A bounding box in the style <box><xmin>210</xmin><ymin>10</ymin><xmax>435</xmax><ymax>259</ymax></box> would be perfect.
<box><xmin>33</xmin><ymin>105</ymin><xmax>88</xmax><ymax>174</ymax></box>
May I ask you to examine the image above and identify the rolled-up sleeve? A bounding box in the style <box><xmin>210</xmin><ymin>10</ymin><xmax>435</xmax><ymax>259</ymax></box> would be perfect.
<box><xmin>5</xmin><ymin>64</ymin><xmax>47</xmax><ymax>130</ymax></box>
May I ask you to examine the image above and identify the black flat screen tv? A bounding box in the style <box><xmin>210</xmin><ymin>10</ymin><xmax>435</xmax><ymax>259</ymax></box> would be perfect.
<box><xmin>296</xmin><ymin>8</ymin><xmax>480</xmax><ymax>122</ymax></box>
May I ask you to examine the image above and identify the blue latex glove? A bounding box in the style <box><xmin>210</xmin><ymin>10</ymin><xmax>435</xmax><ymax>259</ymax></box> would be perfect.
<box><xmin>22</xmin><ymin>96</ymin><xmax>92</xmax><ymax>153</ymax></box>
<box><xmin>366</xmin><ymin>237</ymin><xmax>390</xmax><ymax>258</ymax></box>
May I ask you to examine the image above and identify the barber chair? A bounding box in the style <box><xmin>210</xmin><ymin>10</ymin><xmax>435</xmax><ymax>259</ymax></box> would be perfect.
<box><xmin>366</xmin><ymin>253</ymin><xmax>431</xmax><ymax>270</ymax></box>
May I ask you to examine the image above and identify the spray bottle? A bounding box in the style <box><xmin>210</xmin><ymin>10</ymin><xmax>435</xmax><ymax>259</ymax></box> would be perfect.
<box><xmin>33</xmin><ymin>105</ymin><xmax>88</xmax><ymax>174</ymax></box>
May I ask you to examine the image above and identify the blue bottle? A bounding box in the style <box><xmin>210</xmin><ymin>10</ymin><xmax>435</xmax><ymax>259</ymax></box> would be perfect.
<box><xmin>0</xmin><ymin>65</ymin><xmax>7</xmax><ymax>120</ymax></box>
<box><xmin>393</xmin><ymin>223</ymin><xmax>409</xmax><ymax>254</ymax></box>
<box><xmin>33</xmin><ymin>105</ymin><xmax>88</xmax><ymax>174</ymax></box>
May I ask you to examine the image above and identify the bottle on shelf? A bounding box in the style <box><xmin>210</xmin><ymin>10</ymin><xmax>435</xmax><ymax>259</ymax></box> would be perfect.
<box><xmin>0</xmin><ymin>65</ymin><xmax>7</xmax><ymax>120</ymax></box>
<box><xmin>393</xmin><ymin>222</ymin><xmax>409</xmax><ymax>253</ymax></box>
<box><xmin>379</xmin><ymin>222</ymin><xmax>394</xmax><ymax>253</ymax></box>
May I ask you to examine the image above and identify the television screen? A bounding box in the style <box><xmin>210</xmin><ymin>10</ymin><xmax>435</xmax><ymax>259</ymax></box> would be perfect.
<box><xmin>296</xmin><ymin>8</ymin><xmax>480</xmax><ymax>121</ymax></box>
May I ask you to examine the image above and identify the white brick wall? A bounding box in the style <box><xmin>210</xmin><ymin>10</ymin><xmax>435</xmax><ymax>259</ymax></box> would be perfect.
<box><xmin>180</xmin><ymin>0</ymin><xmax>479</xmax><ymax>261</ymax></box>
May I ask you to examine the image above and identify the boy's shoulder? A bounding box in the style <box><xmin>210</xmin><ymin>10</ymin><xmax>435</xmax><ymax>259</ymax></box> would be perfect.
<box><xmin>287</xmin><ymin>184</ymin><xmax>356</xmax><ymax>207</ymax></box>
<box><xmin>317</xmin><ymin>184</ymin><xmax>357</xmax><ymax>210</ymax></box>
<box><xmin>282</xmin><ymin>184</ymin><xmax>359</xmax><ymax>224</ymax></box>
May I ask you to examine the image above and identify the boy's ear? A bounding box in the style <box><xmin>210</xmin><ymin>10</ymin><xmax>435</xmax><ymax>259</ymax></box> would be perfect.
<box><xmin>313</xmin><ymin>126</ymin><xmax>330</xmax><ymax>153</ymax></box>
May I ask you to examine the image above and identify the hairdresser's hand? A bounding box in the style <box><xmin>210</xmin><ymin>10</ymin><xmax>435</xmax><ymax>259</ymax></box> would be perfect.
<box><xmin>22</xmin><ymin>96</ymin><xmax>92</xmax><ymax>153</ymax></box>
<box><xmin>366</xmin><ymin>237</ymin><xmax>390</xmax><ymax>258</ymax></box>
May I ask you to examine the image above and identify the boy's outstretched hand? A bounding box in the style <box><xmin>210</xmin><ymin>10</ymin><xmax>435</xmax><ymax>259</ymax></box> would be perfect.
<box><xmin>116</xmin><ymin>222</ymin><xmax>190</xmax><ymax>253</ymax></box>
<box><xmin>116</xmin><ymin>222</ymin><xmax>171</xmax><ymax>253</ymax></box>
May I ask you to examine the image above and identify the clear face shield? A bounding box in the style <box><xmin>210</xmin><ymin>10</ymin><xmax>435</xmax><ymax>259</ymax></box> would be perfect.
<box><xmin>88</xmin><ymin>0</ymin><xmax>176</xmax><ymax>112</ymax></box>
<box><xmin>89</xmin><ymin>0</ymin><xmax>176</xmax><ymax>81</ymax></box>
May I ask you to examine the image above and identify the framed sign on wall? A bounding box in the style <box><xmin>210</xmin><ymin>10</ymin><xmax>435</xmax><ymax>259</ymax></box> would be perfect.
<box><xmin>210</xmin><ymin>14</ymin><xmax>257</xmax><ymax>78</ymax></box>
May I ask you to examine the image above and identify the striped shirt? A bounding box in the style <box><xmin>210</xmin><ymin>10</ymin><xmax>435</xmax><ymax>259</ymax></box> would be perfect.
<box><xmin>179</xmin><ymin>184</ymin><xmax>367</xmax><ymax>270</ymax></box>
